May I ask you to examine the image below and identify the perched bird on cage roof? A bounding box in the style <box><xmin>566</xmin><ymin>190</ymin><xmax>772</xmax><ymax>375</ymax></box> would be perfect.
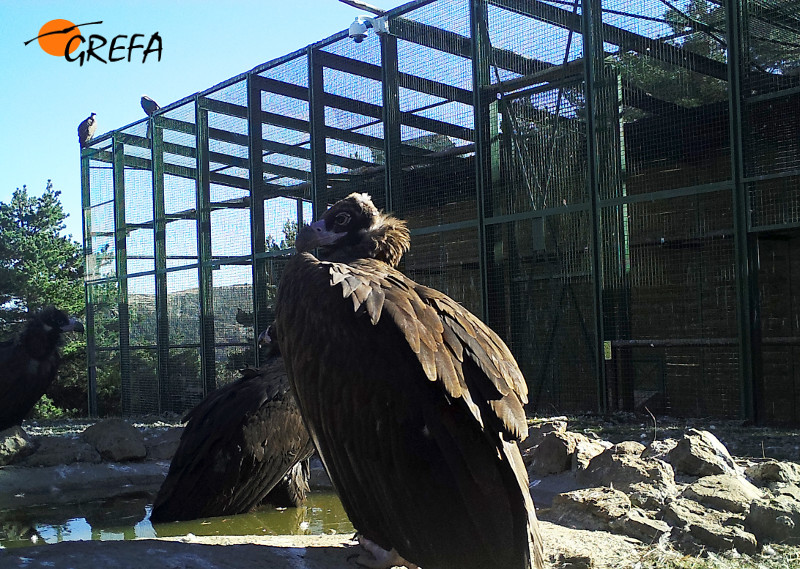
<box><xmin>77</xmin><ymin>112</ymin><xmax>97</xmax><ymax>148</ymax></box>
<box><xmin>275</xmin><ymin>193</ymin><xmax>545</xmax><ymax>569</ymax></box>
<box><xmin>149</xmin><ymin>325</ymin><xmax>315</xmax><ymax>523</ymax></box>
<box><xmin>141</xmin><ymin>95</ymin><xmax>160</xmax><ymax>116</ymax></box>
<box><xmin>0</xmin><ymin>307</ymin><xmax>84</xmax><ymax>431</ymax></box>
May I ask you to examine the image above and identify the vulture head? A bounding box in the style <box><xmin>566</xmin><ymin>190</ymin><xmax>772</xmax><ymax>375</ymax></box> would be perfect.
<box><xmin>257</xmin><ymin>324</ymin><xmax>279</xmax><ymax>353</ymax></box>
<box><xmin>295</xmin><ymin>193</ymin><xmax>410</xmax><ymax>266</ymax></box>
<box><xmin>24</xmin><ymin>307</ymin><xmax>84</xmax><ymax>358</ymax></box>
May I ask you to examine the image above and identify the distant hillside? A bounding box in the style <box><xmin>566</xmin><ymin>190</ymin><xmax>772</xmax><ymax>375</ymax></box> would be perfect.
<box><xmin>127</xmin><ymin>283</ymin><xmax>259</xmax><ymax>346</ymax></box>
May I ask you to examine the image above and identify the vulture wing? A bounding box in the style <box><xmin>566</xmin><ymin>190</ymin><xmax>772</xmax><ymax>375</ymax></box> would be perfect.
<box><xmin>149</xmin><ymin>357</ymin><xmax>315</xmax><ymax>523</ymax></box>
<box><xmin>330</xmin><ymin>258</ymin><xmax>529</xmax><ymax>440</ymax></box>
<box><xmin>277</xmin><ymin>253</ymin><xmax>543</xmax><ymax>569</ymax></box>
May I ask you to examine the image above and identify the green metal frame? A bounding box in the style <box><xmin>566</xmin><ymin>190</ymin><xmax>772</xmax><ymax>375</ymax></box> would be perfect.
<box><xmin>196</xmin><ymin>96</ymin><xmax>217</xmax><ymax>395</ymax></box>
<box><xmin>151</xmin><ymin>117</ymin><xmax>168</xmax><ymax>413</ymax></box>
<box><xmin>727</xmin><ymin>0</ymin><xmax>760</xmax><ymax>422</ymax></box>
<box><xmin>112</xmin><ymin>137</ymin><xmax>132</xmax><ymax>414</ymax></box>
<box><xmin>581</xmin><ymin>0</ymin><xmax>608</xmax><ymax>414</ymax></box>
<box><xmin>470</xmin><ymin>0</ymin><xmax>497</xmax><ymax>323</ymax></box>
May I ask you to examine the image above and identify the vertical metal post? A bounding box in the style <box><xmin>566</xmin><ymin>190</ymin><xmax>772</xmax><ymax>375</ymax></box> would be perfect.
<box><xmin>112</xmin><ymin>137</ymin><xmax>131</xmax><ymax>415</ymax></box>
<box><xmin>381</xmin><ymin>30</ymin><xmax>401</xmax><ymax>213</ymax></box>
<box><xmin>248</xmin><ymin>75</ymin><xmax>269</xmax><ymax>364</ymax></box>
<box><xmin>308</xmin><ymin>47</ymin><xmax>328</xmax><ymax>219</ymax></box>
<box><xmin>152</xmin><ymin>118</ymin><xmax>168</xmax><ymax>414</ymax></box>
<box><xmin>470</xmin><ymin>0</ymin><xmax>498</xmax><ymax>323</ymax></box>
<box><xmin>582</xmin><ymin>0</ymin><xmax>608</xmax><ymax>414</ymax></box>
<box><xmin>80</xmin><ymin>151</ymin><xmax>97</xmax><ymax>418</ymax></box>
<box><xmin>727</xmin><ymin>0</ymin><xmax>760</xmax><ymax>422</ymax></box>
<box><xmin>196</xmin><ymin>96</ymin><xmax>217</xmax><ymax>394</ymax></box>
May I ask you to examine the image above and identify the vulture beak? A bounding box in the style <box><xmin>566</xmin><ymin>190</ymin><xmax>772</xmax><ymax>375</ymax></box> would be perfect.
<box><xmin>62</xmin><ymin>318</ymin><xmax>85</xmax><ymax>334</ymax></box>
<box><xmin>295</xmin><ymin>220</ymin><xmax>345</xmax><ymax>252</ymax></box>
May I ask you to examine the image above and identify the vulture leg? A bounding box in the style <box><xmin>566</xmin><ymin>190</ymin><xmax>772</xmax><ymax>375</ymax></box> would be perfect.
<box><xmin>356</xmin><ymin>535</ymin><xmax>419</xmax><ymax>569</ymax></box>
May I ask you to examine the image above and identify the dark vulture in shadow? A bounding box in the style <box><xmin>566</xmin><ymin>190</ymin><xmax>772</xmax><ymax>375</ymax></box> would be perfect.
<box><xmin>0</xmin><ymin>307</ymin><xmax>84</xmax><ymax>431</ymax></box>
<box><xmin>149</xmin><ymin>327</ymin><xmax>315</xmax><ymax>523</ymax></box>
<box><xmin>77</xmin><ymin>112</ymin><xmax>97</xmax><ymax>148</ymax></box>
<box><xmin>275</xmin><ymin>193</ymin><xmax>544</xmax><ymax>569</ymax></box>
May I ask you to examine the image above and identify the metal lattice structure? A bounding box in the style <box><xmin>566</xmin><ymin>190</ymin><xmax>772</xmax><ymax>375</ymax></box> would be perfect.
<box><xmin>82</xmin><ymin>0</ymin><xmax>800</xmax><ymax>424</ymax></box>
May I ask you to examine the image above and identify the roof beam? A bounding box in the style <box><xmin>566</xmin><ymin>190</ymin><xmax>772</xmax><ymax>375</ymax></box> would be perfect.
<box><xmin>315</xmin><ymin>50</ymin><xmax>473</xmax><ymax>105</ymax></box>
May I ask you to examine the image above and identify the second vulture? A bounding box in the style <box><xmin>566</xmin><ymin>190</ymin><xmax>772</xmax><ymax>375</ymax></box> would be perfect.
<box><xmin>149</xmin><ymin>327</ymin><xmax>315</xmax><ymax>523</ymax></box>
<box><xmin>275</xmin><ymin>193</ymin><xmax>544</xmax><ymax>569</ymax></box>
<box><xmin>0</xmin><ymin>307</ymin><xmax>84</xmax><ymax>431</ymax></box>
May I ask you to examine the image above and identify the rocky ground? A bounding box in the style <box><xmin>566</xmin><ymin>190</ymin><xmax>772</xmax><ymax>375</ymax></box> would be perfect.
<box><xmin>0</xmin><ymin>414</ymin><xmax>798</xmax><ymax>569</ymax></box>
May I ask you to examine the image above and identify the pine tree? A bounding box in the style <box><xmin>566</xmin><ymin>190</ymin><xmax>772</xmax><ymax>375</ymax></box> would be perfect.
<box><xmin>0</xmin><ymin>180</ymin><xmax>83</xmax><ymax>331</ymax></box>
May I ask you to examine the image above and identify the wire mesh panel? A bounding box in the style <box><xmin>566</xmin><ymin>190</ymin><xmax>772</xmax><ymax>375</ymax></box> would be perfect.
<box><xmin>758</xmin><ymin>235</ymin><xmax>800</xmax><ymax>423</ymax></box>
<box><xmin>161</xmin><ymin>269</ymin><xmax>202</xmax><ymax>412</ymax></box>
<box><xmin>603</xmin><ymin>191</ymin><xmax>740</xmax><ymax>418</ymax></box>
<box><xmin>85</xmin><ymin>155</ymin><xmax>116</xmax><ymax>281</ymax></box>
<box><xmin>738</xmin><ymin>0</ymin><xmax>800</xmax><ymax>423</ymax></box>
<box><xmin>487</xmin><ymin>212</ymin><xmax>598</xmax><ymax>413</ymax></box>
<box><xmin>212</xmin><ymin>264</ymin><xmax>254</xmax><ymax>386</ymax></box>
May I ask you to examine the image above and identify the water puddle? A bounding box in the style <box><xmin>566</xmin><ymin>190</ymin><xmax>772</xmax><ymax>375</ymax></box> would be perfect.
<box><xmin>0</xmin><ymin>491</ymin><xmax>353</xmax><ymax>549</ymax></box>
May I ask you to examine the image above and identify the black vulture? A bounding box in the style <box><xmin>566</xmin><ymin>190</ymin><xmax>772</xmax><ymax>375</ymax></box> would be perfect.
<box><xmin>0</xmin><ymin>307</ymin><xmax>84</xmax><ymax>431</ymax></box>
<box><xmin>77</xmin><ymin>112</ymin><xmax>97</xmax><ymax>148</ymax></box>
<box><xmin>149</xmin><ymin>327</ymin><xmax>315</xmax><ymax>523</ymax></box>
<box><xmin>275</xmin><ymin>193</ymin><xmax>544</xmax><ymax>569</ymax></box>
<box><xmin>140</xmin><ymin>95</ymin><xmax>160</xmax><ymax>116</ymax></box>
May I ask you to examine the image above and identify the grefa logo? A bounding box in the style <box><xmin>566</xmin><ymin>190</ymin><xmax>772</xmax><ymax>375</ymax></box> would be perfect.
<box><xmin>25</xmin><ymin>19</ymin><xmax>162</xmax><ymax>66</ymax></box>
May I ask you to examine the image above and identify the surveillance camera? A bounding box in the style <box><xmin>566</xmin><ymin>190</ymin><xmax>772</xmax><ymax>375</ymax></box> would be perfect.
<box><xmin>348</xmin><ymin>15</ymin><xmax>388</xmax><ymax>43</ymax></box>
<box><xmin>349</xmin><ymin>18</ymin><xmax>369</xmax><ymax>43</ymax></box>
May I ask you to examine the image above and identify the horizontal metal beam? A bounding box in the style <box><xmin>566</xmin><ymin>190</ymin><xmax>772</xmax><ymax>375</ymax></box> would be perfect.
<box><xmin>315</xmin><ymin>50</ymin><xmax>474</xmax><ymax>105</ymax></box>
<box><xmin>391</xmin><ymin>17</ymin><xmax>548</xmax><ymax>77</ymax></box>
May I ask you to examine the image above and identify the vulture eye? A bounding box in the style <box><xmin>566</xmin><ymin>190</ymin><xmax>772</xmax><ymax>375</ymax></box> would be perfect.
<box><xmin>334</xmin><ymin>212</ymin><xmax>351</xmax><ymax>227</ymax></box>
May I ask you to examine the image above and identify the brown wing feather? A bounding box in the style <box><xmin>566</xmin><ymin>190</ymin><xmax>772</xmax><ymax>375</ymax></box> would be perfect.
<box><xmin>329</xmin><ymin>258</ymin><xmax>528</xmax><ymax>441</ymax></box>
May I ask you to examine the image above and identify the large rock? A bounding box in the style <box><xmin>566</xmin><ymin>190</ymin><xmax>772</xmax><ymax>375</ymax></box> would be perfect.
<box><xmin>681</xmin><ymin>474</ymin><xmax>763</xmax><ymax>514</ymax></box>
<box><xmin>745</xmin><ymin>460</ymin><xmax>800</xmax><ymax>486</ymax></box>
<box><xmin>668</xmin><ymin>429</ymin><xmax>739</xmax><ymax>477</ymax></box>
<box><xmin>528</xmin><ymin>431</ymin><xmax>597</xmax><ymax>476</ymax></box>
<box><xmin>577</xmin><ymin>446</ymin><xmax>676</xmax><ymax>494</ymax></box>
<box><xmin>17</xmin><ymin>435</ymin><xmax>101</xmax><ymax>467</ymax></box>
<box><xmin>628</xmin><ymin>481</ymin><xmax>677</xmax><ymax>511</ymax></box>
<box><xmin>520</xmin><ymin>419</ymin><xmax>567</xmax><ymax>454</ymax></box>
<box><xmin>0</xmin><ymin>426</ymin><xmax>36</xmax><ymax>466</ymax></box>
<box><xmin>641</xmin><ymin>438</ymin><xmax>678</xmax><ymax>461</ymax></box>
<box><xmin>549</xmin><ymin>487</ymin><xmax>631</xmax><ymax>531</ymax></box>
<box><xmin>609</xmin><ymin>507</ymin><xmax>672</xmax><ymax>543</ymax></box>
<box><xmin>665</xmin><ymin>498</ymin><xmax>758</xmax><ymax>554</ymax></box>
<box><xmin>572</xmin><ymin>437</ymin><xmax>610</xmax><ymax>471</ymax></box>
<box><xmin>745</xmin><ymin>494</ymin><xmax>800</xmax><ymax>545</ymax></box>
<box><xmin>82</xmin><ymin>419</ymin><xmax>146</xmax><ymax>462</ymax></box>
<box><xmin>143</xmin><ymin>427</ymin><xmax>183</xmax><ymax>461</ymax></box>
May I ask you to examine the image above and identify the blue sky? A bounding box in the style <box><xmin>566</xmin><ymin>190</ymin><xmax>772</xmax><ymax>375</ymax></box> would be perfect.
<box><xmin>0</xmin><ymin>0</ymin><xmax>406</xmax><ymax>243</ymax></box>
